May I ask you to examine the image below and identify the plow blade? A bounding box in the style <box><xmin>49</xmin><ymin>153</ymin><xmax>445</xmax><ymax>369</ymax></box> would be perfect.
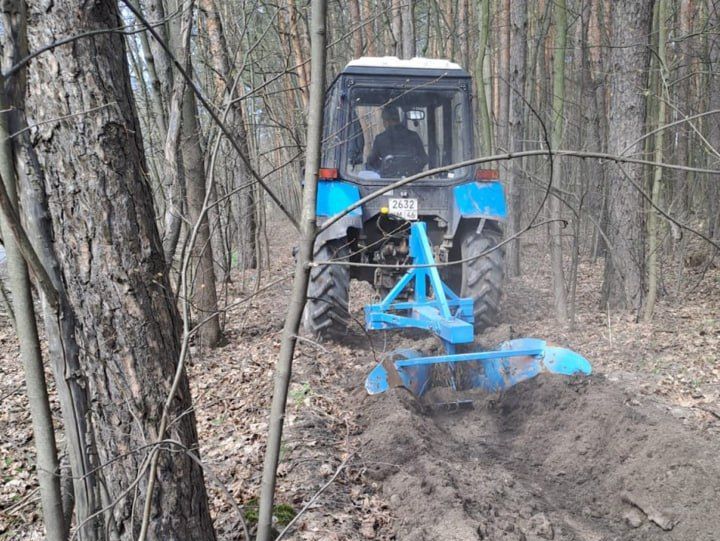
<box><xmin>365</xmin><ymin>338</ymin><xmax>592</xmax><ymax>398</ymax></box>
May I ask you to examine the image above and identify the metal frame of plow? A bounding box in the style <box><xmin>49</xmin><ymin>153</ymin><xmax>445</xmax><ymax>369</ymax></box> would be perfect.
<box><xmin>365</xmin><ymin>221</ymin><xmax>474</xmax><ymax>344</ymax></box>
<box><xmin>363</xmin><ymin>223</ymin><xmax>592</xmax><ymax>399</ymax></box>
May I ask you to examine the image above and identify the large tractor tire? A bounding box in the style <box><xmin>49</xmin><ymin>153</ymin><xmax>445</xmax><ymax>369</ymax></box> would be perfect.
<box><xmin>303</xmin><ymin>239</ymin><xmax>351</xmax><ymax>340</ymax></box>
<box><xmin>458</xmin><ymin>226</ymin><xmax>504</xmax><ymax>331</ymax></box>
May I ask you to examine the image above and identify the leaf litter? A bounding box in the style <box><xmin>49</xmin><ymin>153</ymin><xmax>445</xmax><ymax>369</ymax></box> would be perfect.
<box><xmin>1</xmin><ymin>222</ymin><xmax>719</xmax><ymax>540</ymax></box>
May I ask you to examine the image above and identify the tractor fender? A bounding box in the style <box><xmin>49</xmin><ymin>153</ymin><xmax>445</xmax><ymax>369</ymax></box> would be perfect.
<box><xmin>449</xmin><ymin>181</ymin><xmax>507</xmax><ymax>238</ymax></box>
<box><xmin>315</xmin><ymin>180</ymin><xmax>363</xmax><ymax>243</ymax></box>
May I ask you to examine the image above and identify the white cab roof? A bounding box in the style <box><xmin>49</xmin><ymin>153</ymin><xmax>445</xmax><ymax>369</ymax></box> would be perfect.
<box><xmin>345</xmin><ymin>57</ymin><xmax>463</xmax><ymax>71</ymax></box>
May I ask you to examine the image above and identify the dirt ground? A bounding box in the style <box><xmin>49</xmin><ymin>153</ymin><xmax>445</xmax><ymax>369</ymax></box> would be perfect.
<box><xmin>362</xmin><ymin>375</ymin><xmax>720</xmax><ymax>540</ymax></box>
<box><xmin>1</xmin><ymin>218</ymin><xmax>719</xmax><ymax>540</ymax></box>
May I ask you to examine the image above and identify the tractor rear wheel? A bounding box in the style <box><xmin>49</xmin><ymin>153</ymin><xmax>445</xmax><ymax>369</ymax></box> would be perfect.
<box><xmin>458</xmin><ymin>226</ymin><xmax>504</xmax><ymax>331</ymax></box>
<box><xmin>303</xmin><ymin>239</ymin><xmax>351</xmax><ymax>339</ymax></box>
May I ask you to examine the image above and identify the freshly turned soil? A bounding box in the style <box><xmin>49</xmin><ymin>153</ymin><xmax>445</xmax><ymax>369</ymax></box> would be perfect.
<box><xmin>359</xmin><ymin>374</ymin><xmax>720</xmax><ymax>540</ymax></box>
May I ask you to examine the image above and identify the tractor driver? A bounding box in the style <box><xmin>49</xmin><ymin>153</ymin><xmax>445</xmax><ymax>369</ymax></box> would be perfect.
<box><xmin>366</xmin><ymin>106</ymin><xmax>428</xmax><ymax>177</ymax></box>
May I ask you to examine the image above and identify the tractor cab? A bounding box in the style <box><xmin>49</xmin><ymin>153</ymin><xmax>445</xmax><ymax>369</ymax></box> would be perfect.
<box><xmin>306</xmin><ymin>57</ymin><xmax>507</xmax><ymax>340</ymax></box>
<box><xmin>322</xmin><ymin>57</ymin><xmax>474</xmax><ymax>183</ymax></box>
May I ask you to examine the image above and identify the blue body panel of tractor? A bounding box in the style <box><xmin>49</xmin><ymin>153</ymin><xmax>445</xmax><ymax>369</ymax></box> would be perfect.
<box><xmin>315</xmin><ymin>179</ymin><xmax>507</xmax><ymax>226</ymax></box>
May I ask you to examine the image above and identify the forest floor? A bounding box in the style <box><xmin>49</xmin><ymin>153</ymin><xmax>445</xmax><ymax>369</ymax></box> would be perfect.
<box><xmin>1</xmin><ymin>217</ymin><xmax>719</xmax><ymax>540</ymax></box>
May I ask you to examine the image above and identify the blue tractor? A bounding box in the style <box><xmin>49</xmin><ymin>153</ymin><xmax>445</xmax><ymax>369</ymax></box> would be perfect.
<box><xmin>305</xmin><ymin>57</ymin><xmax>507</xmax><ymax>339</ymax></box>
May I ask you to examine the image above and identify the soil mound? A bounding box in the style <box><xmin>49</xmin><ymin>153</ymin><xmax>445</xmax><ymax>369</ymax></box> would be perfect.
<box><xmin>358</xmin><ymin>374</ymin><xmax>720</xmax><ymax>540</ymax></box>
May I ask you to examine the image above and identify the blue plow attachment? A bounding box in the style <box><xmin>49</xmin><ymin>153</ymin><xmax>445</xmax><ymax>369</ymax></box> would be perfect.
<box><xmin>363</xmin><ymin>222</ymin><xmax>592</xmax><ymax>400</ymax></box>
<box><xmin>365</xmin><ymin>338</ymin><xmax>592</xmax><ymax>396</ymax></box>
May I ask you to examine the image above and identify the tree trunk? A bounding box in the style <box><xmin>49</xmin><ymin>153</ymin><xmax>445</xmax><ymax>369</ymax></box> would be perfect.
<box><xmin>363</xmin><ymin>0</ymin><xmax>376</xmax><ymax>56</ymax></box>
<box><xmin>549</xmin><ymin>0</ymin><xmax>568</xmax><ymax>322</ymax></box>
<box><xmin>0</xmin><ymin>32</ymin><xmax>66</xmax><ymax>538</ymax></box>
<box><xmin>507</xmin><ymin>0</ymin><xmax>527</xmax><ymax>277</ymax></box>
<box><xmin>288</xmin><ymin>0</ymin><xmax>310</xmax><ymax>108</ymax></box>
<box><xmin>141</xmin><ymin>0</ymin><xmax>183</xmax><ymax>262</ymax></box>
<box><xmin>200</xmin><ymin>0</ymin><xmax>258</xmax><ymax>270</ymax></box>
<box><xmin>26</xmin><ymin>2</ymin><xmax>216</xmax><ymax>538</ymax></box>
<box><xmin>600</xmin><ymin>0</ymin><xmax>655</xmax><ymax>312</ymax></box>
<box><xmin>643</xmin><ymin>0</ymin><xmax>668</xmax><ymax>321</ymax></box>
<box><xmin>458</xmin><ymin>0</ymin><xmax>469</xmax><ymax>67</ymax></box>
<box><xmin>3</xmin><ymin>4</ymin><xmax>101</xmax><ymax>537</ymax></box>
<box><xmin>180</xmin><ymin>84</ymin><xmax>223</xmax><ymax>346</ymax></box>
<box><xmin>400</xmin><ymin>0</ymin><xmax>415</xmax><ymax>58</ymax></box>
<box><xmin>391</xmin><ymin>0</ymin><xmax>402</xmax><ymax>56</ymax></box>
<box><xmin>257</xmin><ymin>0</ymin><xmax>327</xmax><ymax>538</ymax></box>
<box><xmin>349</xmin><ymin>0</ymin><xmax>363</xmax><ymax>57</ymax></box>
<box><xmin>475</xmin><ymin>0</ymin><xmax>493</xmax><ymax>156</ymax></box>
<box><xmin>168</xmin><ymin>0</ymin><xmax>222</xmax><ymax>346</ymax></box>
<box><xmin>706</xmin><ymin>2</ymin><xmax>720</xmax><ymax>240</ymax></box>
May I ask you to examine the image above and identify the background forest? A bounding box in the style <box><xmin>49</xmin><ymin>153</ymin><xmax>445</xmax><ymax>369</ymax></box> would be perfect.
<box><xmin>0</xmin><ymin>0</ymin><xmax>719</xmax><ymax>540</ymax></box>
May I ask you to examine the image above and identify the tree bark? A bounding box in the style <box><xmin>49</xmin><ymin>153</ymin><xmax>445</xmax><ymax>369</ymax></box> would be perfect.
<box><xmin>348</xmin><ymin>0</ymin><xmax>364</xmax><ymax>57</ymax></box>
<box><xmin>643</xmin><ymin>0</ymin><xmax>668</xmax><ymax>321</ymax></box>
<box><xmin>549</xmin><ymin>0</ymin><xmax>568</xmax><ymax>322</ymax></box>
<box><xmin>507</xmin><ymin>0</ymin><xmax>527</xmax><ymax>277</ymax></box>
<box><xmin>0</xmin><ymin>39</ymin><xmax>66</xmax><ymax>540</ymax></box>
<box><xmin>200</xmin><ymin>0</ymin><xmax>258</xmax><ymax>270</ymax></box>
<box><xmin>475</xmin><ymin>0</ymin><xmax>493</xmax><ymax>156</ymax></box>
<box><xmin>26</xmin><ymin>2</ymin><xmax>216</xmax><ymax>538</ymax></box>
<box><xmin>600</xmin><ymin>0</ymin><xmax>655</xmax><ymax>312</ymax></box>
<box><xmin>166</xmin><ymin>0</ymin><xmax>222</xmax><ymax>345</ymax></box>
<box><xmin>400</xmin><ymin>0</ymin><xmax>416</xmax><ymax>58</ymax></box>
<box><xmin>2</xmin><ymin>3</ymin><xmax>101</xmax><ymax>537</ymax></box>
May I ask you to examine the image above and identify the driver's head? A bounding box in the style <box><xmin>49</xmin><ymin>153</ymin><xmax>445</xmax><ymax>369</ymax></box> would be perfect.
<box><xmin>381</xmin><ymin>106</ymin><xmax>400</xmax><ymax>127</ymax></box>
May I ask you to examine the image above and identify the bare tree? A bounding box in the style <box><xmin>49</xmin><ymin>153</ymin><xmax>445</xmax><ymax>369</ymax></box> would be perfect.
<box><xmin>506</xmin><ymin>0</ymin><xmax>527</xmax><ymax>277</ymax></box>
<box><xmin>549</xmin><ymin>0</ymin><xmax>568</xmax><ymax>321</ymax></box>
<box><xmin>257</xmin><ymin>0</ymin><xmax>327</xmax><ymax>538</ymax></box>
<box><xmin>200</xmin><ymin>0</ymin><xmax>258</xmax><ymax>271</ymax></box>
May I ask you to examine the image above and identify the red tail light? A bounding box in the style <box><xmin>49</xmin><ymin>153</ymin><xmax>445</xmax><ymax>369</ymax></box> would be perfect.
<box><xmin>318</xmin><ymin>167</ymin><xmax>339</xmax><ymax>180</ymax></box>
<box><xmin>475</xmin><ymin>168</ymin><xmax>499</xmax><ymax>181</ymax></box>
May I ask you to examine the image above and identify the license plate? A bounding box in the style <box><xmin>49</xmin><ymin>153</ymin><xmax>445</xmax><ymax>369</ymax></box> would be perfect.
<box><xmin>388</xmin><ymin>198</ymin><xmax>418</xmax><ymax>220</ymax></box>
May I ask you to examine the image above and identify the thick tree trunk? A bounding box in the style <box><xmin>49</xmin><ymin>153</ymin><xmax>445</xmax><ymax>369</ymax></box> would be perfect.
<box><xmin>600</xmin><ymin>0</ymin><xmax>654</xmax><ymax>312</ymax></box>
<box><xmin>26</xmin><ymin>2</ymin><xmax>216</xmax><ymax>539</ymax></box>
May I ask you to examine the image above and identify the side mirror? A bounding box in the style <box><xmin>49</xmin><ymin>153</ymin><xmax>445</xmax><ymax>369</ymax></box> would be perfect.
<box><xmin>405</xmin><ymin>109</ymin><xmax>425</xmax><ymax>121</ymax></box>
